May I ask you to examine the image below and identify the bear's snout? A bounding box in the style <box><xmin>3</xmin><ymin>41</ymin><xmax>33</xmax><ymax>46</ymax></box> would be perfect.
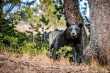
<box><xmin>71</xmin><ymin>31</ymin><xmax>77</xmax><ymax>36</ymax></box>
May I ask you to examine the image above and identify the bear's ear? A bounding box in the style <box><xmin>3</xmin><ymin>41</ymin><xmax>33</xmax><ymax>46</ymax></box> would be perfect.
<box><xmin>78</xmin><ymin>23</ymin><xmax>83</xmax><ymax>28</ymax></box>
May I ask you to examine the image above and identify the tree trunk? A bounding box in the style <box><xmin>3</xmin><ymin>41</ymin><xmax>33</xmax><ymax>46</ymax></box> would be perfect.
<box><xmin>64</xmin><ymin>0</ymin><xmax>82</xmax><ymax>25</ymax></box>
<box><xmin>90</xmin><ymin>0</ymin><xmax>110</xmax><ymax>65</ymax></box>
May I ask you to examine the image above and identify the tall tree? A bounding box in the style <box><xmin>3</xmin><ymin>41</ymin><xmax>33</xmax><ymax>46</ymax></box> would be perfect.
<box><xmin>90</xmin><ymin>0</ymin><xmax>110</xmax><ymax>65</ymax></box>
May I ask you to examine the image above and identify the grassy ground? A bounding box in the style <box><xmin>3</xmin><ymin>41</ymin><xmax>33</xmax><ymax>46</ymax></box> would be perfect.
<box><xmin>0</xmin><ymin>52</ymin><xmax>109</xmax><ymax>73</ymax></box>
<box><xmin>0</xmin><ymin>42</ymin><xmax>109</xmax><ymax>73</ymax></box>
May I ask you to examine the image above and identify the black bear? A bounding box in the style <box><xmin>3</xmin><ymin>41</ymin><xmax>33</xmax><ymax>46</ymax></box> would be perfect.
<box><xmin>48</xmin><ymin>23</ymin><xmax>84</xmax><ymax>63</ymax></box>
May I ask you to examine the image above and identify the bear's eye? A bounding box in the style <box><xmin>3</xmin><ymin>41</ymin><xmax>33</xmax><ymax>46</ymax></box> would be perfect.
<box><xmin>68</xmin><ymin>28</ymin><xmax>72</xmax><ymax>32</ymax></box>
<box><xmin>75</xmin><ymin>28</ymin><xmax>79</xmax><ymax>31</ymax></box>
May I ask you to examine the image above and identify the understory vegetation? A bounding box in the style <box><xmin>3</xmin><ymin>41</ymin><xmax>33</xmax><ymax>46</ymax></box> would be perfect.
<box><xmin>0</xmin><ymin>0</ymin><xmax>73</xmax><ymax>61</ymax></box>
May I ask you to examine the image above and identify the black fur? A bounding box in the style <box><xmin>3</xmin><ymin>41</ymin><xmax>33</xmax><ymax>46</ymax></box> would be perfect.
<box><xmin>48</xmin><ymin>23</ymin><xmax>84</xmax><ymax>63</ymax></box>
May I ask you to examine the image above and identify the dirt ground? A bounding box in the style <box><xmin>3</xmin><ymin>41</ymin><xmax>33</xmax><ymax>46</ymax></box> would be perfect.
<box><xmin>0</xmin><ymin>53</ymin><xmax>109</xmax><ymax>73</ymax></box>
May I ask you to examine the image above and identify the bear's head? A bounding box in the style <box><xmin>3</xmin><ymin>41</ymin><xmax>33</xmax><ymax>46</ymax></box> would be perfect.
<box><xmin>66</xmin><ymin>23</ymin><xmax>83</xmax><ymax>39</ymax></box>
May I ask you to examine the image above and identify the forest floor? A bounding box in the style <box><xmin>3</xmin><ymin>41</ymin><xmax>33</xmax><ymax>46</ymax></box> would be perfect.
<box><xmin>0</xmin><ymin>53</ymin><xmax>109</xmax><ymax>73</ymax></box>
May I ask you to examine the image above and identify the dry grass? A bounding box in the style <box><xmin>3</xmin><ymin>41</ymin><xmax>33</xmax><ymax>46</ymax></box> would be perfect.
<box><xmin>0</xmin><ymin>52</ymin><xmax>109</xmax><ymax>73</ymax></box>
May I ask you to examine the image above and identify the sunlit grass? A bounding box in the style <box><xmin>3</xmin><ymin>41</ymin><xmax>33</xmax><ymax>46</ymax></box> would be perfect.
<box><xmin>0</xmin><ymin>40</ymin><xmax>49</xmax><ymax>55</ymax></box>
<box><xmin>0</xmin><ymin>41</ymin><xmax>73</xmax><ymax>61</ymax></box>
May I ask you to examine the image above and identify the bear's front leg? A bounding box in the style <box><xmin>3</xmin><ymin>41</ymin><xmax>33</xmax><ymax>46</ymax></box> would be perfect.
<box><xmin>73</xmin><ymin>44</ymin><xmax>83</xmax><ymax>63</ymax></box>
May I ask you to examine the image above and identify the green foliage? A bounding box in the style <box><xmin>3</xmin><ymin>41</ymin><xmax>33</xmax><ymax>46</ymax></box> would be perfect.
<box><xmin>53</xmin><ymin>0</ymin><xmax>64</xmax><ymax>20</ymax></box>
<box><xmin>0</xmin><ymin>33</ymin><xmax>49</xmax><ymax>55</ymax></box>
<box><xmin>50</xmin><ymin>46</ymin><xmax>73</xmax><ymax>61</ymax></box>
<box><xmin>9</xmin><ymin>0</ymin><xmax>21</xmax><ymax>4</ymax></box>
<box><xmin>40</xmin><ymin>0</ymin><xmax>66</xmax><ymax>27</ymax></box>
<box><xmin>0</xmin><ymin>0</ymin><xmax>72</xmax><ymax>61</ymax></box>
<box><xmin>22</xmin><ymin>7</ymin><xmax>33</xmax><ymax>18</ymax></box>
<box><xmin>0</xmin><ymin>33</ymin><xmax>27</xmax><ymax>48</ymax></box>
<box><xmin>40</xmin><ymin>15</ymin><xmax>49</xmax><ymax>25</ymax></box>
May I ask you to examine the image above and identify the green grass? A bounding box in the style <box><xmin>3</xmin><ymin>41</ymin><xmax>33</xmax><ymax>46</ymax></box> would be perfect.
<box><xmin>0</xmin><ymin>40</ymin><xmax>49</xmax><ymax>55</ymax></box>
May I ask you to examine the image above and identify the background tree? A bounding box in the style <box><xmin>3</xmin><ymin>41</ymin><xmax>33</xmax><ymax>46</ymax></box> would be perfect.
<box><xmin>89</xmin><ymin>0</ymin><xmax>110</xmax><ymax>66</ymax></box>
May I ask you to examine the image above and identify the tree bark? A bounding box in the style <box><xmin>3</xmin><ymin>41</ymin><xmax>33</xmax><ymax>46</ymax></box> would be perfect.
<box><xmin>90</xmin><ymin>0</ymin><xmax>110</xmax><ymax>65</ymax></box>
<box><xmin>64</xmin><ymin>0</ymin><xmax>82</xmax><ymax>25</ymax></box>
